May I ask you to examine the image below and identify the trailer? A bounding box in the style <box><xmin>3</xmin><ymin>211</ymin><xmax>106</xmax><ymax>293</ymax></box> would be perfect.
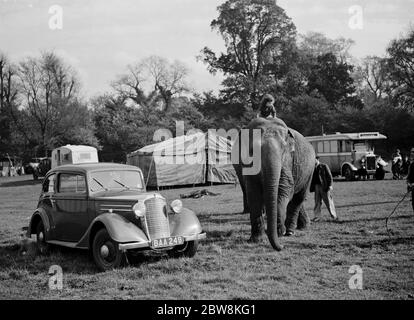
<box><xmin>51</xmin><ymin>145</ymin><xmax>98</xmax><ymax>169</ymax></box>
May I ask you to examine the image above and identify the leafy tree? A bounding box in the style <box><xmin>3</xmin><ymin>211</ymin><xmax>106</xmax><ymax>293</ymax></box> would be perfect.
<box><xmin>281</xmin><ymin>94</ymin><xmax>331</xmax><ymax>136</ymax></box>
<box><xmin>92</xmin><ymin>95</ymin><xmax>148</xmax><ymax>162</ymax></box>
<box><xmin>307</xmin><ymin>53</ymin><xmax>362</xmax><ymax>108</ymax></box>
<box><xmin>200</xmin><ymin>0</ymin><xmax>297</xmax><ymax>107</ymax></box>
<box><xmin>386</xmin><ymin>29</ymin><xmax>414</xmax><ymax>111</ymax></box>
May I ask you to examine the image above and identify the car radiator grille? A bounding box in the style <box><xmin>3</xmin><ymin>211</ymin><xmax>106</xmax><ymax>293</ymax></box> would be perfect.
<box><xmin>145</xmin><ymin>197</ymin><xmax>170</xmax><ymax>240</ymax></box>
<box><xmin>367</xmin><ymin>157</ymin><xmax>376</xmax><ymax>170</ymax></box>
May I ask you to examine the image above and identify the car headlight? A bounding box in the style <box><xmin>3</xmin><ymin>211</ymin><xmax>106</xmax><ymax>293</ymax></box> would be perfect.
<box><xmin>170</xmin><ymin>199</ymin><xmax>183</xmax><ymax>214</ymax></box>
<box><xmin>133</xmin><ymin>201</ymin><xmax>146</xmax><ymax>218</ymax></box>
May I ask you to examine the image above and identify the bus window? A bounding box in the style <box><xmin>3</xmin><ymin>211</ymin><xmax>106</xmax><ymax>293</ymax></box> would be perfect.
<box><xmin>330</xmin><ymin>141</ymin><xmax>338</xmax><ymax>153</ymax></box>
<box><xmin>345</xmin><ymin>141</ymin><xmax>352</xmax><ymax>152</ymax></box>
<box><xmin>323</xmin><ymin>141</ymin><xmax>330</xmax><ymax>153</ymax></box>
<box><xmin>317</xmin><ymin>142</ymin><xmax>323</xmax><ymax>154</ymax></box>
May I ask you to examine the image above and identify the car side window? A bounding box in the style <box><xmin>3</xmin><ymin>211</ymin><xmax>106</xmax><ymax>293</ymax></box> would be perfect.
<box><xmin>42</xmin><ymin>174</ymin><xmax>56</xmax><ymax>193</ymax></box>
<box><xmin>58</xmin><ymin>173</ymin><xmax>86</xmax><ymax>193</ymax></box>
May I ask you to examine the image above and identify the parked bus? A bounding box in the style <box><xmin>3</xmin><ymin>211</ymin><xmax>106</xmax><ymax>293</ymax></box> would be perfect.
<box><xmin>306</xmin><ymin>132</ymin><xmax>388</xmax><ymax>181</ymax></box>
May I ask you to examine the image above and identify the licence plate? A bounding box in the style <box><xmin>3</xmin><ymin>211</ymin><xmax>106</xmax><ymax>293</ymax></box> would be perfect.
<box><xmin>151</xmin><ymin>236</ymin><xmax>184</xmax><ymax>248</ymax></box>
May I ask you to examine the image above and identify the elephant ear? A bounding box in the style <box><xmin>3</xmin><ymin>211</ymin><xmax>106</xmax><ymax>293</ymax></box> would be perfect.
<box><xmin>287</xmin><ymin>129</ymin><xmax>295</xmax><ymax>153</ymax></box>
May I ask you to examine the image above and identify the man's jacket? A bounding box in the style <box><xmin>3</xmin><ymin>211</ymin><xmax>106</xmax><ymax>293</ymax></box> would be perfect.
<box><xmin>407</xmin><ymin>162</ymin><xmax>414</xmax><ymax>184</ymax></box>
<box><xmin>310</xmin><ymin>163</ymin><xmax>333</xmax><ymax>192</ymax></box>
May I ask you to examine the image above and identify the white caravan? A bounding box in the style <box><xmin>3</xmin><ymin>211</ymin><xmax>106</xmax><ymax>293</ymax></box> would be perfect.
<box><xmin>51</xmin><ymin>145</ymin><xmax>99</xmax><ymax>169</ymax></box>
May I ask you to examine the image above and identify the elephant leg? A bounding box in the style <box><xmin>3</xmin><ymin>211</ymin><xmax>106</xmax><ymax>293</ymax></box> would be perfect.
<box><xmin>241</xmin><ymin>180</ymin><xmax>249</xmax><ymax>214</ymax></box>
<box><xmin>296</xmin><ymin>205</ymin><xmax>310</xmax><ymax>230</ymax></box>
<box><xmin>275</xmin><ymin>170</ymin><xmax>294</xmax><ymax>237</ymax></box>
<box><xmin>235</xmin><ymin>164</ymin><xmax>249</xmax><ymax>214</ymax></box>
<box><xmin>276</xmin><ymin>197</ymin><xmax>289</xmax><ymax>237</ymax></box>
<box><xmin>285</xmin><ymin>191</ymin><xmax>309</xmax><ymax>233</ymax></box>
<box><xmin>246</xmin><ymin>177</ymin><xmax>265</xmax><ymax>242</ymax></box>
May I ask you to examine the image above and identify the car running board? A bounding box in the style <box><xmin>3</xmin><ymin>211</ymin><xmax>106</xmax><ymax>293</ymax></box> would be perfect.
<box><xmin>47</xmin><ymin>240</ymin><xmax>88</xmax><ymax>250</ymax></box>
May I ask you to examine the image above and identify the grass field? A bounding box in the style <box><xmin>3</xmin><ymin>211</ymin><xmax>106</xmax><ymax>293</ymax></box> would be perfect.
<box><xmin>0</xmin><ymin>173</ymin><xmax>413</xmax><ymax>300</ymax></box>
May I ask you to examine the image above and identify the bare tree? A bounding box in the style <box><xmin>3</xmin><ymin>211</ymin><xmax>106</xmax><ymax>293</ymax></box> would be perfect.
<box><xmin>299</xmin><ymin>32</ymin><xmax>355</xmax><ymax>63</ymax></box>
<box><xmin>113</xmin><ymin>56</ymin><xmax>190</xmax><ymax>112</ymax></box>
<box><xmin>112</xmin><ymin>62</ymin><xmax>147</xmax><ymax>105</ymax></box>
<box><xmin>358</xmin><ymin>56</ymin><xmax>390</xmax><ymax>100</ymax></box>
<box><xmin>0</xmin><ymin>53</ymin><xmax>19</xmax><ymax>152</ymax></box>
<box><xmin>142</xmin><ymin>56</ymin><xmax>190</xmax><ymax>111</ymax></box>
<box><xmin>0</xmin><ymin>53</ymin><xmax>18</xmax><ymax>111</ymax></box>
<box><xmin>17</xmin><ymin>52</ymin><xmax>85</xmax><ymax>155</ymax></box>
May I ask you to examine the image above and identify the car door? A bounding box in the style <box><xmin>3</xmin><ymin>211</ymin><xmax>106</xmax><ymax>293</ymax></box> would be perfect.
<box><xmin>53</xmin><ymin>172</ymin><xmax>91</xmax><ymax>242</ymax></box>
<box><xmin>38</xmin><ymin>173</ymin><xmax>57</xmax><ymax>238</ymax></box>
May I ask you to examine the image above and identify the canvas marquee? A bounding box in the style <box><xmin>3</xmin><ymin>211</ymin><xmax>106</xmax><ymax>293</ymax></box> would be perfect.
<box><xmin>126</xmin><ymin>131</ymin><xmax>237</xmax><ymax>188</ymax></box>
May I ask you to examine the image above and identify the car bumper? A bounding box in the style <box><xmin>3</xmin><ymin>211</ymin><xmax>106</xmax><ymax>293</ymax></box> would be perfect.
<box><xmin>119</xmin><ymin>233</ymin><xmax>206</xmax><ymax>252</ymax></box>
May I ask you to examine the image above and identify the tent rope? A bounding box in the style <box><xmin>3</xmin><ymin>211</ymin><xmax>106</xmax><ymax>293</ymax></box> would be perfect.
<box><xmin>146</xmin><ymin>155</ymin><xmax>154</xmax><ymax>187</ymax></box>
<box><xmin>385</xmin><ymin>190</ymin><xmax>411</xmax><ymax>236</ymax></box>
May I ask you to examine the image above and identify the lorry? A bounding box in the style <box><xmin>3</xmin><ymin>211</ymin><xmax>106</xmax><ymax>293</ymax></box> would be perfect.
<box><xmin>306</xmin><ymin>132</ymin><xmax>388</xmax><ymax>181</ymax></box>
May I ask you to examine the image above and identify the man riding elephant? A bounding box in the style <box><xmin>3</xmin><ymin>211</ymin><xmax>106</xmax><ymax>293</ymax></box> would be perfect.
<box><xmin>232</xmin><ymin>116</ymin><xmax>315</xmax><ymax>250</ymax></box>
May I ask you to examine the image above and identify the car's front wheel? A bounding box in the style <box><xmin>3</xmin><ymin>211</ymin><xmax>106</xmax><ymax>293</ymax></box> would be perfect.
<box><xmin>168</xmin><ymin>240</ymin><xmax>199</xmax><ymax>258</ymax></box>
<box><xmin>92</xmin><ymin>229</ymin><xmax>124</xmax><ymax>271</ymax></box>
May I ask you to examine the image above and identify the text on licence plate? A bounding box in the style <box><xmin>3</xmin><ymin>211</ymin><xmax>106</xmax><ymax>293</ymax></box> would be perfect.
<box><xmin>151</xmin><ymin>236</ymin><xmax>184</xmax><ymax>248</ymax></box>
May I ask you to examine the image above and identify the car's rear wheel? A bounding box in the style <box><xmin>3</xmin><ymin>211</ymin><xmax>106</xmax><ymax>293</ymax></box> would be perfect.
<box><xmin>36</xmin><ymin>220</ymin><xmax>49</xmax><ymax>255</ymax></box>
<box><xmin>92</xmin><ymin>229</ymin><xmax>124</xmax><ymax>271</ymax></box>
<box><xmin>168</xmin><ymin>240</ymin><xmax>199</xmax><ymax>258</ymax></box>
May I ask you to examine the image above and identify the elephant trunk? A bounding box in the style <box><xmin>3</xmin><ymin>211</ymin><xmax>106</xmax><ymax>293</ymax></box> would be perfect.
<box><xmin>262</xmin><ymin>139</ymin><xmax>283</xmax><ymax>251</ymax></box>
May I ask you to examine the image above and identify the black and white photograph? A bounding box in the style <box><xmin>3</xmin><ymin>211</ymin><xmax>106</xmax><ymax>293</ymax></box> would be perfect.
<box><xmin>0</xmin><ymin>0</ymin><xmax>414</xmax><ymax>303</ymax></box>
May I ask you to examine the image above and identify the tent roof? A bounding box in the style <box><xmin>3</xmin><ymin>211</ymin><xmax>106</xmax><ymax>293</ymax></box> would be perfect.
<box><xmin>129</xmin><ymin>131</ymin><xmax>233</xmax><ymax>157</ymax></box>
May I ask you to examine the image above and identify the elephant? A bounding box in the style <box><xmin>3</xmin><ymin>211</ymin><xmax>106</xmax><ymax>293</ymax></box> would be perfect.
<box><xmin>232</xmin><ymin>117</ymin><xmax>315</xmax><ymax>251</ymax></box>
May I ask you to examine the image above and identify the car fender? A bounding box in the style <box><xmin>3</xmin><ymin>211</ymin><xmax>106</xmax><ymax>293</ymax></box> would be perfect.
<box><xmin>77</xmin><ymin>213</ymin><xmax>148</xmax><ymax>248</ymax></box>
<box><xmin>27</xmin><ymin>208</ymin><xmax>51</xmax><ymax>239</ymax></box>
<box><xmin>341</xmin><ymin>162</ymin><xmax>358</xmax><ymax>174</ymax></box>
<box><xmin>169</xmin><ymin>208</ymin><xmax>203</xmax><ymax>237</ymax></box>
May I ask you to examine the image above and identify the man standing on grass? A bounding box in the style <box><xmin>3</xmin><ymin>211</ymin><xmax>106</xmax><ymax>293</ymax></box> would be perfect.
<box><xmin>310</xmin><ymin>156</ymin><xmax>339</xmax><ymax>222</ymax></box>
<box><xmin>407</xmin><ymin>148</ymin><xmax>414</xmax><ymax>212</ymax></box>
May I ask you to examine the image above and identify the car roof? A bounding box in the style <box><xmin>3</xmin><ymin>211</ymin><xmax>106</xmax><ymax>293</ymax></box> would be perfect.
<box><xmin>49</xmin><ymin>162</ymin><xmax>142</xmax><ymax>174</ymax></box>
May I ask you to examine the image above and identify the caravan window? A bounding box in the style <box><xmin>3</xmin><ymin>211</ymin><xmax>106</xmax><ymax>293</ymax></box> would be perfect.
<box><xmin>330</xmin><ymin>141</ymin><xmax>338</xmax><ymax>153</ymax></box>
<box><xmin>317</xmin><ymin>142</ymin><xmax>323</xmax><ymax>154</ymax></box>
<box><xmin>79</xmin><ymin>152</ymin><xmax>91</xmax><ymax>160</ymax></box>
<box><xmin>339</xmin><ymin>140</ymin><xmax>352</xmax><ymax>152</ymax></box>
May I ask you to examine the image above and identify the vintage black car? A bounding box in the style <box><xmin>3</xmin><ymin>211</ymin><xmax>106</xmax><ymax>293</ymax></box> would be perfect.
<box><xmin>27</xmin><ymin>163</ymin><xmax>206</xmax><ymax>270</ymax></box>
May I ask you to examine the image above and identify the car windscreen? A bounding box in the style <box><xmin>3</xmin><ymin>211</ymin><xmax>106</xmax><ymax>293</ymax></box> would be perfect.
<box><xmin>89</xmin><ymin>170</ymin><xmax>144</xmax><ymax>192</ymax></box>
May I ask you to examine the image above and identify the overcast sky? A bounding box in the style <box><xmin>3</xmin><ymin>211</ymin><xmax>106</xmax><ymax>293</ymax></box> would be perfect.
<box><xmin>0</xmin><ymin>0</ymin><xmax>413</xmax><ymax>98</ymax></box>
